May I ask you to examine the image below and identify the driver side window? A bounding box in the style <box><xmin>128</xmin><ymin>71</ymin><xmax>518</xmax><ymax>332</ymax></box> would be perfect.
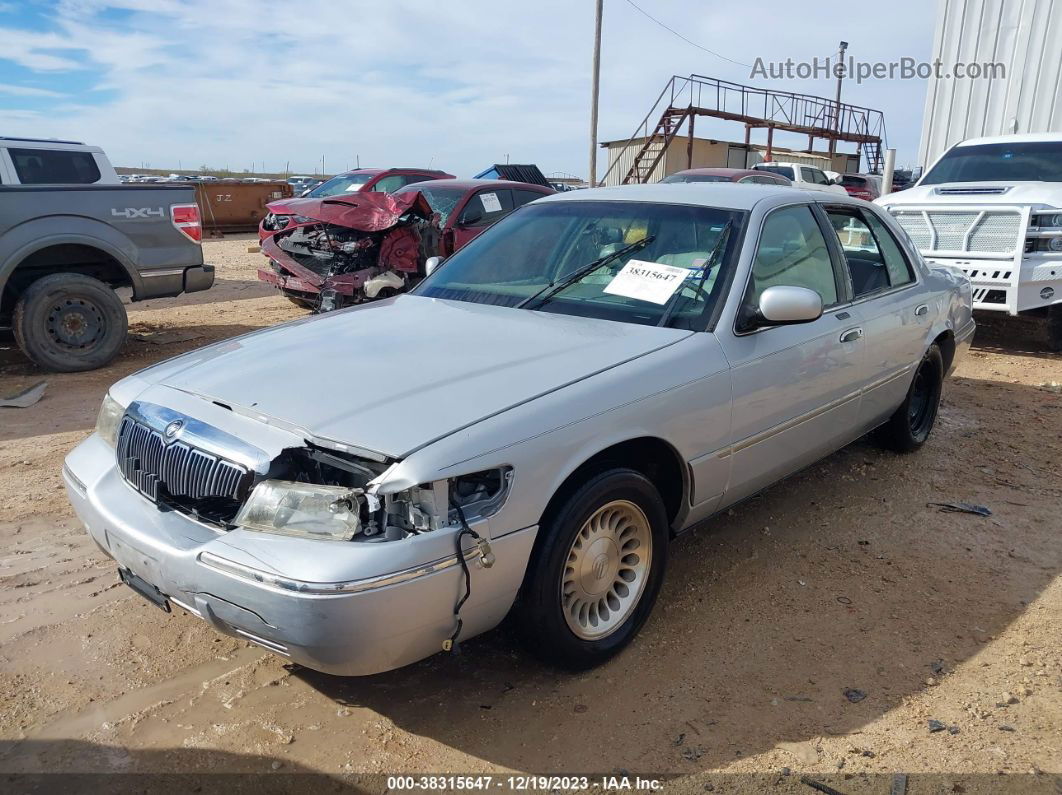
<box><xmin>747</xmin><ymin>205</ymin><xmax>838</xmax><ymax>309</ymax></box>
<box><xmin>458</xmin><ymin>189</ymin><xmax>513</xmax><ymax>226</ymax></box>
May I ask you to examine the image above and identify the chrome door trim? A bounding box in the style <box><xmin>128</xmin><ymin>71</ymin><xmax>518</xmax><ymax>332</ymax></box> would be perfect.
<box><xmin>729</xmin><ymin>387</ymin><xmax>862</xmax><ymax>455</ymax></box>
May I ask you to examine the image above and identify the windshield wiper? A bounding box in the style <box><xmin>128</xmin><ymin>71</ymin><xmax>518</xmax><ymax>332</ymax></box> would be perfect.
<box><xmin>656</xmin><ymin>220</ymin><xmax>733</xmax><ymax>328</ymax></box>
<box><xmin>515</xmin><ymin>235</ymin><xmax>656</xmax><ymax>310</ymax></box>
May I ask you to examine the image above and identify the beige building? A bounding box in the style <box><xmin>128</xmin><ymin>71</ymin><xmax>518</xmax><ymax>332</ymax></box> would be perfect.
<box><xmin>600</xmin><ymin>136</ymin><xmax>861</xmax><ymax>186</ymax></box>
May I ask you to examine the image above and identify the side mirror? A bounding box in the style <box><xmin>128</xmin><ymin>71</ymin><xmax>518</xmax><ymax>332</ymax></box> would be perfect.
<box><xmin>757</xmin><ymin>285</ymin><xmax>823</xmax><ymax>325</ymax></box>
<box><xmin>425</xmin><ymin>256</ymin><xmax>443</xmax><ymax>276</ymax></box>
<box><xmin>460</xmin><ymin>207</ymin><xmax>483</xmax><ymax>226</ymax></box>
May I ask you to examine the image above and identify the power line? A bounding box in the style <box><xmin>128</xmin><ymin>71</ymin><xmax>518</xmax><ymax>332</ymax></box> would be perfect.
<box><xmin>622</xmin><ymin>0</ymin><xmax>752</xmax><ymax>68</ymax></box>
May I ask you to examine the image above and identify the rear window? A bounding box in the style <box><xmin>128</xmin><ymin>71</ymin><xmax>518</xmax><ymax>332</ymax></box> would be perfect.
<box><xmin>756</xmin><ymin>165</ymin><xmax>795</xmax><ymax>180</ymax></box>
<box><xmin>10</xmin><ymin>148</ymin><xmax>101</xmax><ymax>184</ymax></box>
<box><xmin>840</xmin><ymin>175</ymin><xmax>867</xmax><ymax>187</ymax></box>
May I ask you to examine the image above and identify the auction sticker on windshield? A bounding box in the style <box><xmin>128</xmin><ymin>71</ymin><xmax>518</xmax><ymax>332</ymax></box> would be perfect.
<box><xmin>603</xmin><ymin>259</ymin><xmax>688</xmax><ymax>304</ymax></box>
<box><xmin>480</xmin><ymin>192</ymin><xmax>503</xmax><ymax>212</ymax></box>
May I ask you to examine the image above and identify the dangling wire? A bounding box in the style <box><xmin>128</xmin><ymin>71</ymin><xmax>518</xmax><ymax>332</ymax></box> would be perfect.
<box><xmin>445</xmin><ymin>503</ymin><xmax>481</xmax><ymax>654</ymax></box>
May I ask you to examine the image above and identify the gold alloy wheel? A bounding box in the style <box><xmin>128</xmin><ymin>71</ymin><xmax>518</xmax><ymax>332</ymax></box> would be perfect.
<box><xmin>561</xmin><ymin>499</ymin><xmax>652</xmax><ymax>640</ymax></box>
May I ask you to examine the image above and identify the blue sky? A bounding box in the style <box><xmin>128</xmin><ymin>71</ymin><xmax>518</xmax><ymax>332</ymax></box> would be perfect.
<box><xmin>0</xmin><ymin>0</ymin><xmax>940</xmax><ymax>176</ymax></box>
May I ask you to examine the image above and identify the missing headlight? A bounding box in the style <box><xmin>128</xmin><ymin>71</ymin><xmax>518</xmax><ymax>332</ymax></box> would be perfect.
<box><xmin>449</xmin><ymin>467</ymin><xmax>513</xmax><ymax>522</ymax></box>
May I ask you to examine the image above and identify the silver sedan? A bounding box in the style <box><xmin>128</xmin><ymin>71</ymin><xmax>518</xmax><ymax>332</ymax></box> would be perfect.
<box><xmin>63</xmin><ymin>183</ymin><xmax>975</xmax><ymax>675</ymax></box>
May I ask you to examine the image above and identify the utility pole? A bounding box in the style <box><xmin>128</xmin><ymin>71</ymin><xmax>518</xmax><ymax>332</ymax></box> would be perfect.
<box><xmin>829</xmin><ymin>40</ymin><xmax>848</xmax><ymax>157</ymax></box>
<box><xmin>588</xmin><ymin>0</ymin><xmax>603</xmax><ymax>187</ymax></box>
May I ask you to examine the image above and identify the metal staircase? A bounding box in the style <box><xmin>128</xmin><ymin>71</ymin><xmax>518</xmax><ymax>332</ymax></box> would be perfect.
<box><xmin>603</xmin><ymin>75</ymin><xmax>888</xmax><ymax>185</ymax></box>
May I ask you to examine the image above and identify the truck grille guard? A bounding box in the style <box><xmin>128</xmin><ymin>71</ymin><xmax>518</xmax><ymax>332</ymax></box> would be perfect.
<box><xmin>889</xmin><ymin>204</ymin><xmax>1031</xmax><ymax>315</ymax></box>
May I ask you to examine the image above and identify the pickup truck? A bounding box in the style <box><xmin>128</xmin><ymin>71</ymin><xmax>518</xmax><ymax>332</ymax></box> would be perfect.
<box><xmin>0</xmin><ymin>184</ymin><xmax>214</xmax><ymax>371</ymax></box>
<box><xmin>877</xmin><ymin>133</ymin><xmax>1062</xmax><ymax>351</ymax></box>
<box><xmin>753</xmin><ymin>161</ymin><xmax>849</xmax><ymax>195</ymax></box>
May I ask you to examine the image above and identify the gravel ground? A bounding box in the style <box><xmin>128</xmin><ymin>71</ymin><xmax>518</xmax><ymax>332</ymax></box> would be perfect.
<box><xmin>0</xmin><ymin>237</ymin><xmax>1060</xmax><ymax>793</ymax></box>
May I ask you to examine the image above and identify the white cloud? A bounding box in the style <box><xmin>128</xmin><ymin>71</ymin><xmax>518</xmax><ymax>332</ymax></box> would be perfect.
<box><xmin>0</xmin><ymin>0</ymin><xmax>937</xmax><ymax>175</ymax></box>
<box><xmin>0</xmin><ymin>83</ymin><xmax>66</xmax><ymax>97</ymax></box>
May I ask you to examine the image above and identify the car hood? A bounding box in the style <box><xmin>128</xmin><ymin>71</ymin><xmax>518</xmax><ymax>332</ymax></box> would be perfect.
<box><xmin>878</xmin><ymin>181</ymin><xmax>1062</xmax><ymax>208</ymax></box>
<box><xmin>265</xmin><ymin>191</ymin><xmax>434</xmax><ymax>229</ymax></box>
<box><xmin>138</xmin><ymin>296</ymin><xmax>691</xmax><ymax>458</ymax></box>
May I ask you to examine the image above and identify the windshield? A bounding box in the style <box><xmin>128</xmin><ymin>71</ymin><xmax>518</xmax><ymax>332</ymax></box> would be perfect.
<box><xmin>393</xmin><ymin>184</ymin><xmax>468</xmax><ymax>224</ymax></box>
<box><xmin>921</xmin><ymin>141</ymin><xmax>1062</xmax><ymax>184</ymax></box>
<box><xmin>662</xmin><ymin>174</ymin><xmax>731</xmax><ymax>183</ymax></box>
<box><xmin>756</xmin><ymin>165</ymin><xmax>795</xmax><ymax>180</ymax></box>
<box><xmin>414</xmin><ymin>200</ymin><xmax>744</xmax><ymax>329</ymax></box>
<box><xmin>305</xmin><ymin>172</ymin><xmax>375</xmax><ymax>197</ymax></box>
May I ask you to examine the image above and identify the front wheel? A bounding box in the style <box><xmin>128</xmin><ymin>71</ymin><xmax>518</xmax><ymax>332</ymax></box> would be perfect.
<box><xmin>516</xmin><ymin>468</ymin><xmax>669</xmax><ymax>669</ymax></box>
<box><xmin>874</xmin><ymin>344</ymin><xmax>943</xmax><ymax>453</ymax></box>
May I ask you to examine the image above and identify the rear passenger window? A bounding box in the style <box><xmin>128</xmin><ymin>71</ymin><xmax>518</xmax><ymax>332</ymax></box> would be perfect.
<box><xmin>826</xmin><ymin>208</ymin><xmax>914</xmax><ymax>296</ymax></box>
<box><xmin>864</xmin><ymin>212</ymin><xmax>914</xmax><ymax>287</ymax></box>
<box><xmin>512</xmin><ymin>189</ymin><xmax>546</xmax><ymax>207</ymax></box>
<box><xmin>748</xmin><ymin>205</ymin><xmax>838</xmax><ymax>308</ymax></box>
<box><xmin>10</xmin><ymin>148</ymin><xmax>101</xmax><ymax>184</ymax></box>
<box><xmin>805</xmin><ymin>168</ymin><xmax>831</xmax><ymax>185</ymax></box>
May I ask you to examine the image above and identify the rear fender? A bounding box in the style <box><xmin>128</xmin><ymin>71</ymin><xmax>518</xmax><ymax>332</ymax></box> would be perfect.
<box><xmin>0</xmin><ymin>215</ymin><xmax>142</xmax><ymax>297</ymax></box>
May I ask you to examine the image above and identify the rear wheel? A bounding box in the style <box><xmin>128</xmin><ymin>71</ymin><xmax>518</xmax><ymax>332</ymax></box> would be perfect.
<box><xmin>516</xmin><ymin>468</ymin><xmax>668</xmax><ymax>669</ymax></box>
<box><xmin>12</xmin><ymin>273</ymin><xmax>128</xmax><ymax>372</ymax></box>
<box><xmin>874</xmin><ymin>344</ymin><xmax>943</xmax><ymax>453</ymax></box>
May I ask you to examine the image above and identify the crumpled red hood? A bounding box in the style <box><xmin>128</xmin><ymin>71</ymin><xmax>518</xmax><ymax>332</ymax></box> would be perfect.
<box><xmin>267</xmin><ymin>191</ymin><xmax>434</xmax><ymax>231</ymax></box>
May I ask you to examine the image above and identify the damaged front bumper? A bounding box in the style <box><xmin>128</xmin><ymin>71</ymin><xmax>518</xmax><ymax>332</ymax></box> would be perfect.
<box><xmin>63</xmin><ymin>431</ymin><xmax>535</xmax><ymax>676</ymax></box>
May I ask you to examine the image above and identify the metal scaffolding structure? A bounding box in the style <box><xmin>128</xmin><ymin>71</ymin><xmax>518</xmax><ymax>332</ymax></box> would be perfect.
<box><xmin>602</xmin><ymin>74</ymin><xmax>888</xmax><ymax>185</ymax></box>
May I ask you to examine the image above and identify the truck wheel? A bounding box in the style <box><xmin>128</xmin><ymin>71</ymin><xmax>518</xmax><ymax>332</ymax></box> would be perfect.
<box><xmin>515</xmin><ymin>468</ymin><xmax>668</xmax><ymax>670</ymax></box>
<box><xmin>874</xmin><ymin>344</ymin><xmax>943</xmax><ymax>453</ymax></box>
<box><xmin>12</xmin><ymin>273</ymin><xmax>128</xmax><ymax>372</ymax></box>
<box><xmin>1047</xmin><ymin>306</ymin><xmax>1062</xmax><ymax>353</ymax></box>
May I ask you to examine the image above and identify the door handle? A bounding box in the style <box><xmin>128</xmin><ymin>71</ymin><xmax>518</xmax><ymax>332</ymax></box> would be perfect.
<box><xmin>914</xmin><ymin>304</ymin><xmax>929</xmax><ymax>317</ymax></box>
<box><xmin>839</xmin><ymin>327</ymin><xmax>863</xmax><ymax>343</ymax></box>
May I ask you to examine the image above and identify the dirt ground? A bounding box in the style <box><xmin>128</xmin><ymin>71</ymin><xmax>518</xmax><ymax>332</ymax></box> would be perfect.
<box><xmin>1</xmin><ymin>236</ymin><xmax>1060</xmax><ymax>793</ymax></box>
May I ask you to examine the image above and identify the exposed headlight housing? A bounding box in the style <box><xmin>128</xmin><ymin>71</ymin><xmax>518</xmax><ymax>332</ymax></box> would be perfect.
<box><xmin>235</xmin><ymin>479</ymin><xmax>364</xmax><ymax>541</ymax></box>
<box><xmin>95</xmin><ymin>393</ymin><xmax>125</xmax><ymax>448</ymax></box>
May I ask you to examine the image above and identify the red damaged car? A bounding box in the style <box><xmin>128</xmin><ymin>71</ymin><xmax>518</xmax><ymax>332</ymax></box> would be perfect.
<box><xmin>259</xmin><ymin>167</ymin><xmax>454</xmax><ymax>240</ymax></box>
<box><xmin>392</xmin><ymin>178</ymin><xmax>554</xmax><ymax>257</ymax></box>
<box><xmin>258</xmin><ymin>179</ymin><xmax>553</xmax><ymax>310</ymax></box>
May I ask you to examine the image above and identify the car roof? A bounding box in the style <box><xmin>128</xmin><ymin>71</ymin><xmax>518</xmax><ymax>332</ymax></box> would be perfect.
<box><xmin>534</xmin><ymin>182</ymin><xmax>851</xmax><ymax>211</ymax></box>
<box><xmin>671</xmin><ymin>168</ymin><xmax>769</xmax><ymax>180</ymax></box>
<box><xmin>336</xmin><ymin>167</ymin><xmax>454</xmax><ymax>177</ymax></box>
<box><xmin>400</xmin><ymin>178</ymin><xmax>552</xmax><ymax>192</ymax></box>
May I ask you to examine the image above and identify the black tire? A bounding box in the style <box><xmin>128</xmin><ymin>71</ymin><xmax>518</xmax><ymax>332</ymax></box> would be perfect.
<box><xmin>12</xmin><ymin>273</ymin><xmax>128</xmax><ymax>372</ymax></box>
<box><xmin>874</xmin><ymin>344</ymin><xmax>944</xmax><ymax>453</ymax></box>
<box><xmin>515</xmin><ymin>468</ymin><xmax>669</xmax><ymax>670</ymax></box>
<box><xmin>1046</xmin><ymin>306</ymin><xmax>1062</xmax><ymax>353</ymax></box>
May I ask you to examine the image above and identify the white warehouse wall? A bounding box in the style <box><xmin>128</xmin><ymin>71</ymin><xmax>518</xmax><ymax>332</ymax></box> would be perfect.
<box><xmin>919</xmin><ymin>0</ymin><xmax>1062</xmax><ymax>167</ymax></box>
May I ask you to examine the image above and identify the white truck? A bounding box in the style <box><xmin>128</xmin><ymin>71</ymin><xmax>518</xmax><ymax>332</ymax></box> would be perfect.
<box><xmin>752</xmin><ymin>161</ymin><xmax>849</xmax><ymax>195</ymax></box>
<box><xmin>878</xmin><ymin>133</ymin><xmax>1062</xmax><ymax>351</ymax></box>
<box><xmin>0</xmin><ymin>136</ymin><xmax>119</xmax><ymax>185</ymax></box>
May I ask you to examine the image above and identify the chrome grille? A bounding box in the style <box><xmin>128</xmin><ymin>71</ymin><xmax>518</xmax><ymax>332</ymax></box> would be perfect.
<box><xmin>892</xmin><ymin>209</ymin><xmax>1022</xmax><ymax>254</ymax></box>
<box><xmin>116</xmin><ymin>416</ymin><xmax>248</xmax><ymax>505</ymax></box>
